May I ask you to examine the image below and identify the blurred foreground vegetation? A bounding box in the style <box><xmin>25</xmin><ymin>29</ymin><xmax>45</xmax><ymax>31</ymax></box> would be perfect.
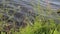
<box><xmin>20</xmin><ymin>16</ymin><xmax>60</xmax><ymax>34</ymax></box>
<box><xmin>0</xmin><ymin>14</ymin><xmax>60</xmax><ymax>34</ymax></box>
<box><xmin>0</xmin><ymin>0</ymin><xmax>60</xmax><ymax>34</ymax></box>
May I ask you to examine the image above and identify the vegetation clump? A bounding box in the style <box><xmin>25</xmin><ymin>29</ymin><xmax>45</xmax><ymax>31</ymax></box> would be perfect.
<box><xmin>0</xmin><ymin>0</ymin><xmax>60</xmax><ymax>34</ymax></box>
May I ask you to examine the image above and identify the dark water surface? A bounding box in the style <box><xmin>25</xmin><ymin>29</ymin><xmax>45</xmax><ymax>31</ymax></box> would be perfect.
<box><xmin>40</xmin><ymin>0</ymin><xmax>60</xmax><ymax>10</ymax></box>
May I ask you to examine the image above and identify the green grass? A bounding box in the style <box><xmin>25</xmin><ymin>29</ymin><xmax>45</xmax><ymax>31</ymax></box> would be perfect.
<box><xmin>0</xmin><ymin>1</ymin><xmax>60</xmax><ymax>34</ymax></box>
<box><xmin>19</xmin><ymin>16</ymin><xmax>60</xmax><ymax>34</ymax></box>
<box><xmin>0</xmin><ymin>14</ymin><xmax>60</xmax><ymax>34</ymax></box>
